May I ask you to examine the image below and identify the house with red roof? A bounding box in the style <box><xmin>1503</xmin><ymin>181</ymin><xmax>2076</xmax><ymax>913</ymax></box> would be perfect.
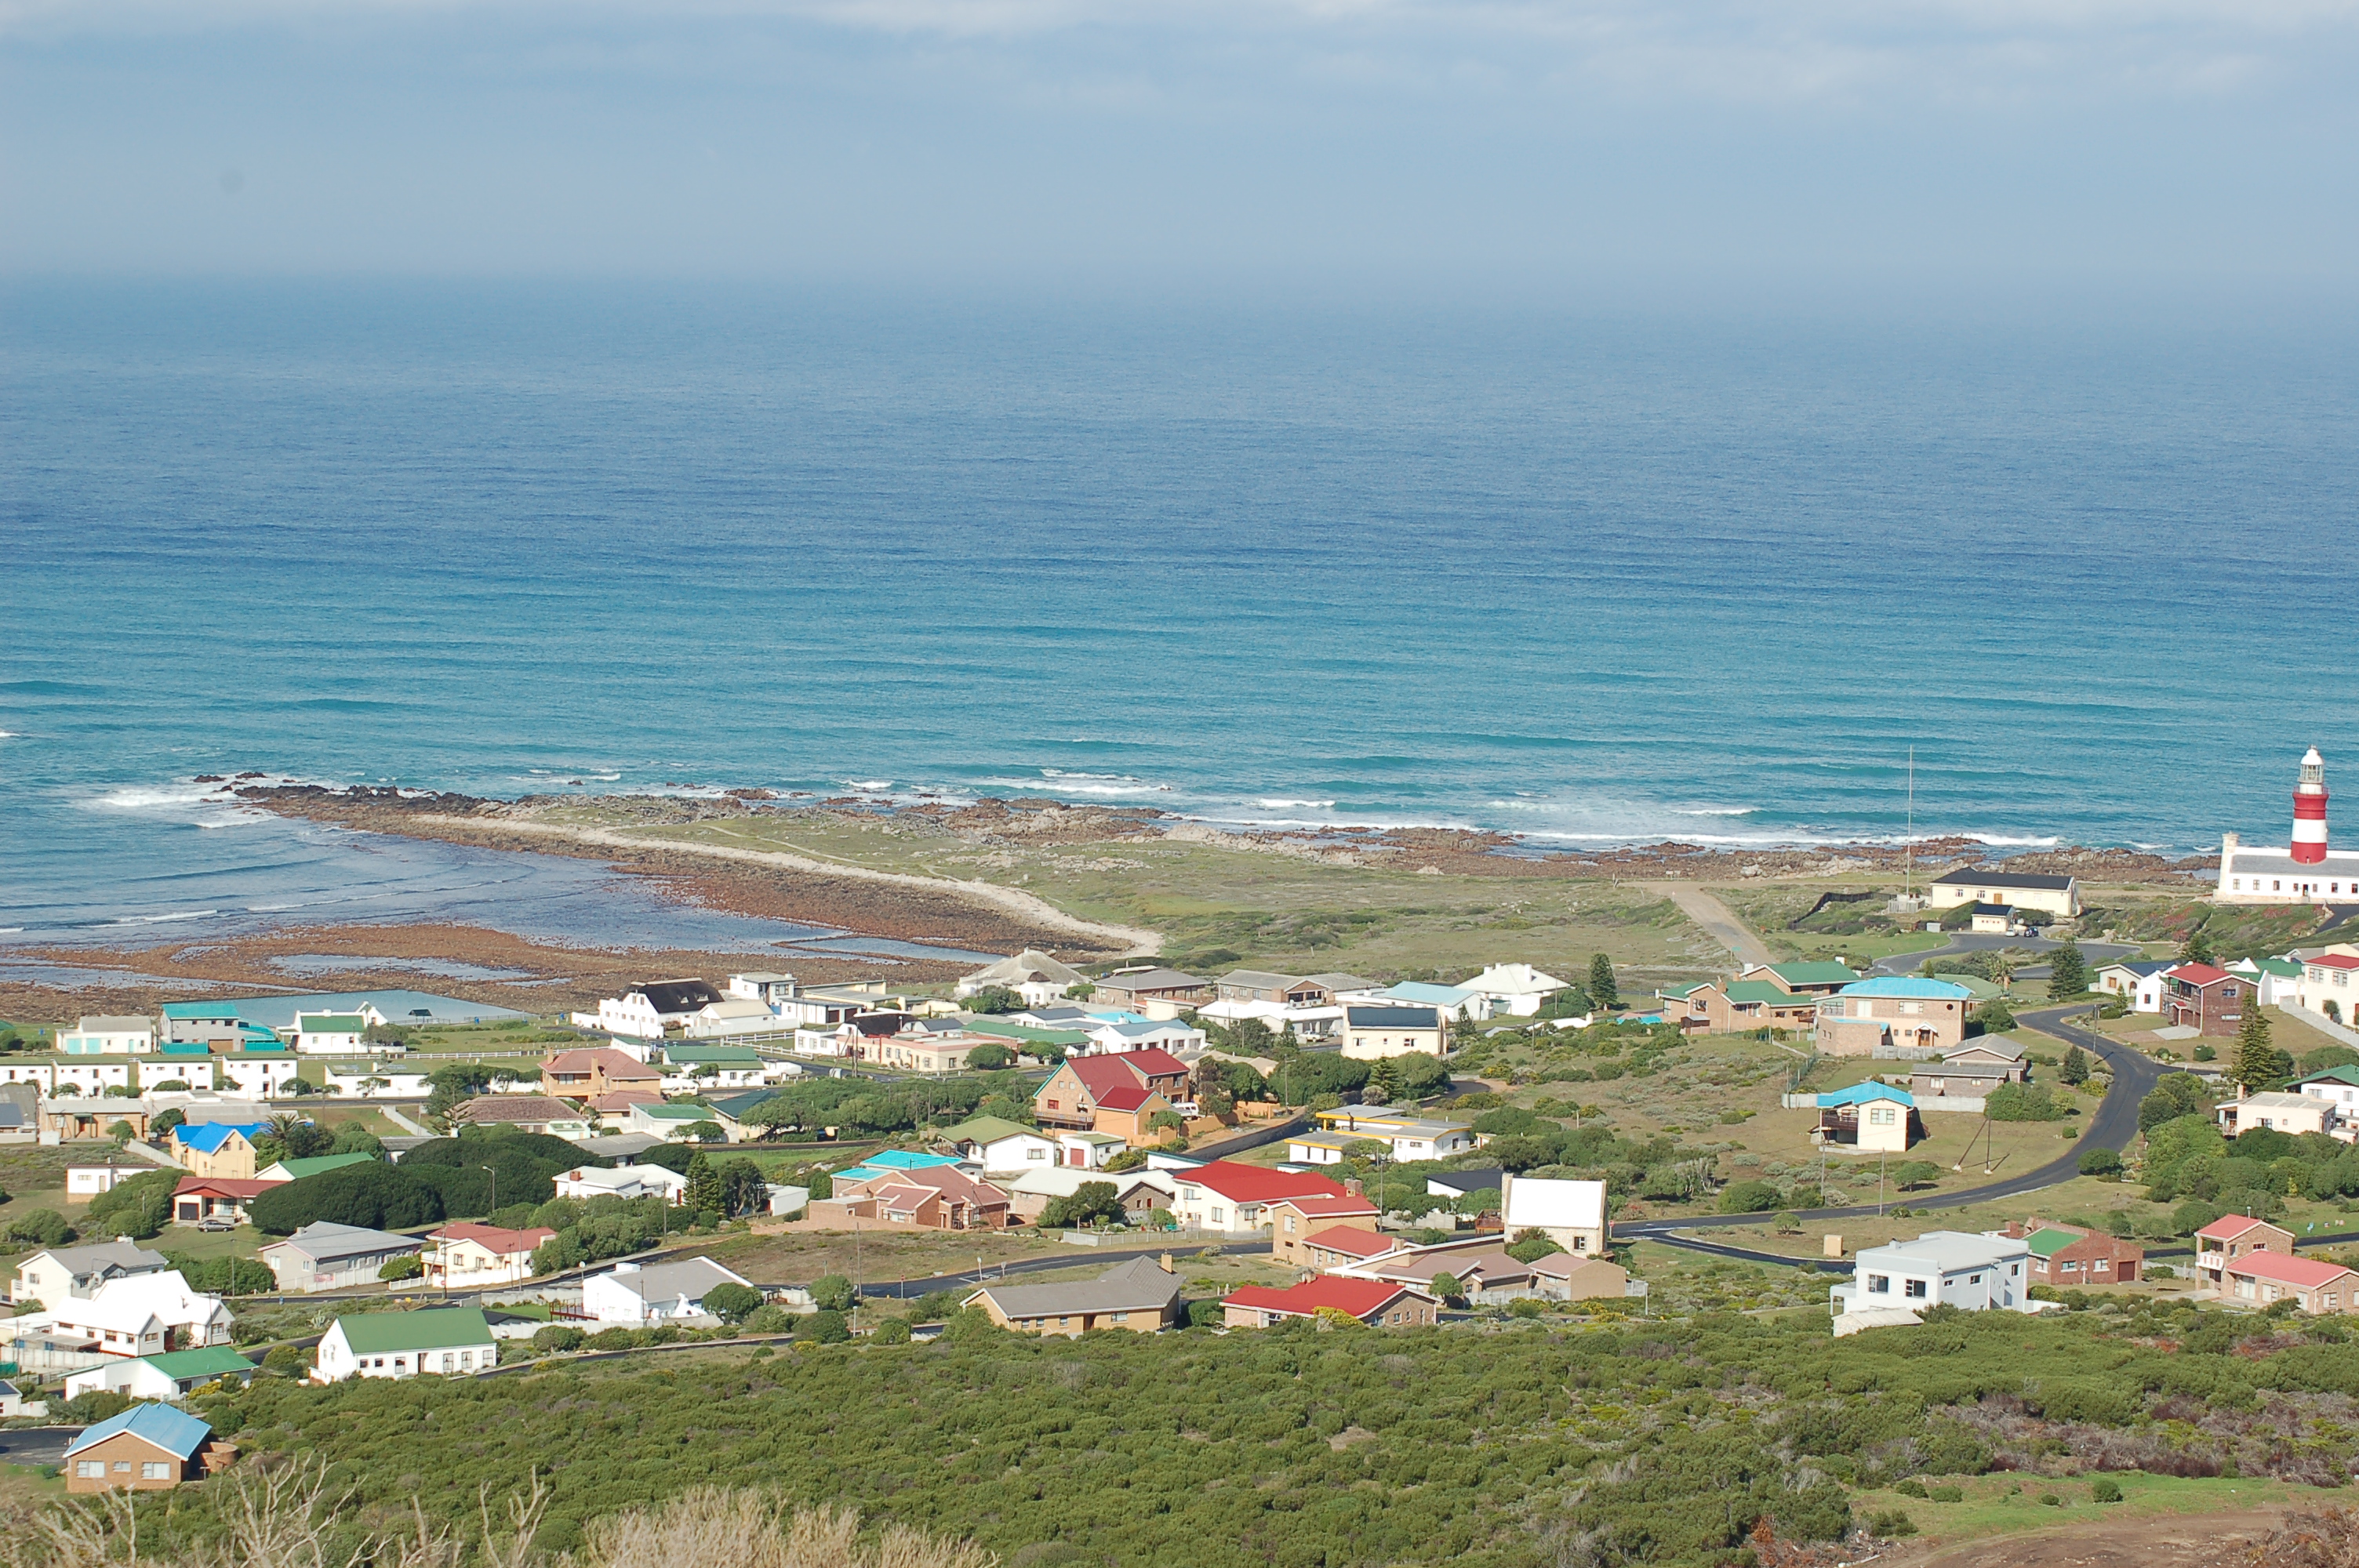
<box><xmin>1033</xmin><ymin>1050</ymin><xmax>1190</xmax><ymax>1138</ymax></box>
<box><xmin>1298</xmin><ymin>1226</ymin><xmax>1401</xmax><ymax>1271</ymax></box>
<box><xmin>1267</xmin><ymin>1192</ymin><xmax>1382</xmax><ymax>1265</ymax></box>
<box><xmin>1166</xmin><ymin>1161</ymin><xmax>1347</xmax><ymax>1234</ymax></box>
<box><xmin>423</xmin><ymin>1223</ymin><xmax>557</xmax><ymax>1289</ymax></box>
<box><xmin>2194</xmin><ymin>1214</ymin><xmax>2294</xmax><ymax>1285</ymax></box>
<box><xmin>1221</xmin><ymin>1276</ymin><xmax>1441</xmax><ymax>1329</ymax></box>
<box><xmin>2298</xmin><ymin>952</ymin><xmax>2359</xmax><ymax>1027</ymax></box>
<box><xmin>2224</xmin><ymin>1249</ymin><xmax>2358</xmax><ymax>1314</ymax></box>
<box><xmin>2163</xmin><ymin>964</ymin><xmax>2248</xmax><ymax>1036</ymax></box>
<box><xmin>170</xmin><ymin>1175</ymin><xmax>272</xmax><ymax>1228</ymax></box>
<box><xmin>817</xmin><ymin>1164</ymin><xmax>1014</xmax><ymax>1231</ymax></box>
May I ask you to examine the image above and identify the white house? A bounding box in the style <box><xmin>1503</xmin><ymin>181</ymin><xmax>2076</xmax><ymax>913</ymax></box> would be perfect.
<box><xmin>47</xmin><ymin>1272</ymin><xmax>234</xmax><ymax>1355</ymax></box>
<box><xmin>1339</xmin><ymin>1005</ymin><xmax>1448</xmax><ymax>1060</ymax></box>
<box><xmin>588</xmin><ymin>980</ymin><xmax>727</xmax><ymax>1040</ymax></box>
<box><xmin>2095</xmin><ymin>960</ymin><xmax>2175</xmax><ymax>1014</ymax></box>
<box><xmin>1381</xmin><ymin>1120</ymin><xmax>1476</xmax><ymax>1162</ymax></box>
<box><xmin>2298</xmin><ymin>953</ymin><xmax>2359</xmax><ymax>1025</ymax></box>
<box><xmin>10</xmin><ymin>1241</ymin><xmax>172</xmax><ymax>1309</ymax></box>
<box><xmin>682</xmin><ymin>999</ymin><xmax>783</xmax><ymax>1040</ymax></box>
<box><xmin>314</xmin><ymin>1308</ymin><xmax>497</xmax><ymax>1382</ymax></box>
<box><xmin>1830</xmin><ymin>1231</ymin><xmax>2032</xmax><ymax>1325</ymax></box>
<box><xmin>423</xmin><ymin>1223</ymin><xmax>557</xmax><ymax>1289</ymax></box>
<box><xmin>725</xmin><ymin>971</ymin><xmax>800</xmax><ymax>1004</ymax></box>
<box><xmin>319</xmin><ymin>1062</ymin><xmax>434</xmax><ymax>1097</ymax></box>
<box><xmin>2225</xmin><ymin>957</ymin><xmax>2307</xmax><ymax>1008</ymax></box>
<box><xmin>0</xmin><ymin>1061</ymin><xmax>54</xmax><ymax>1091</ymax></box>
<box><xmin>289</xmin><ymin>1010</ymin><xmax>379</xmax><ymax>1054</ymax></box>
<box><xmin>1083</xmin><ymin>1019</ymin><xmax>1206</xmax><ymax>1057</ymax></box>
<box><xmin>56</xmin><ymin>1016</ymin><xmax>158</xmax><ymax>1055</ymax></box>
<box><xmin>257</xmin><ymin>1222</ymin><xmax>423</xmax><ymax>1293</ymax></box>
<box><xmin>582</xmin><ymin>1257</ymin><xmax>754</xmax><ymax>1326</ymax></box>
<box><xmin>957</xmin><ymin>950</ymin><xmax>1089</xmax><ymax>1005</ymax></box>
<box><xmin>1499</xmin><ymin>1174</ymin><xmax>1608</xmax><ymax>1256</ymax></box>
<box><xmin>1456</xmin><ymin>965</ymin><xmax>1569</xmax><ymax>1018</ymax></box>
<box><xmin>1343</xmin><ymin>982</ymin><xmax>1491</xmax><ymax>1022</ymax></box>
<box><xmin>64</xmin><ymin>1345</ymin><xmax>256</xmax><ymax>1403</ymax></box>
<box><xmin>1925</xmin><ymin>868</ymin><xmax>2082</xmax><ymax>918</ymax></box>
<box><xmin>215</xmin><ymin>1056</ymin><xmax>302</xmax><ymax>1098</ymax></box>
<box><xmin>2294</xmin><ymin>1067</ymin><xmax>2359</xmax><ymax>1140</ymax></box>
<box><xmin>552</xmin><ymin>1163</ymin><xmax>689</xmax><ymax>1205</ymax></box>
<box><xmin>64</xmin><ymin>1164</ymin><xmax>145</xmax><ymax>1200</ymax></box>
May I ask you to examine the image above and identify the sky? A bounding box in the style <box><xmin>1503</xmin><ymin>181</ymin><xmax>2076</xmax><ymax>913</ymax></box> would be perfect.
<box><xmin>2</xmin><ymin>1</ymin><xmax>2357</xmax><ymax>291</ymax></box>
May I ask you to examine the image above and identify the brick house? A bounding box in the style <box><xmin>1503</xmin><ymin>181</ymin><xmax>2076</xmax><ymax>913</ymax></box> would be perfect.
<box><xmin>64</xmin><ymin>1403</ymin><xmax>224</xmax><ymax>1492</ymax></box>
<box><xmin>816</xmin><ymin>1164</ymin><xmax>1014</xmax><ymax>1231</ymax></box>
<box><xmin>2163</xmin><ymin>964</ymin><xmax>2247</xmax><ymax>1036</ymax></box>
<box><xmin>1298</xmin><ymin>1225</ymin><xmax>1401</xmax><ymax>1272</ymax></box>
<box><xmin>1268</xmin><ymin>1192</ymin><xmax>1383</xmax><ymax>1265</ymax></box>
<box><xmin>540</xmin><ymin>1047</ymin><xmax>663</xmax><ymax>1102</ymax></box>
<box><xmin>2002</xmin><ymin>1219</ymin><xmax>2144</xmax><ymax>1285</ymax></box>
<box><xmin>2194</xmin><ymin>1214</ymin><xmax>2293</xmax><ymax>1285</ymax></box>
<box><xmin>1167</xmin><ymin>1161</ymin><xmax>1349</xmax><ymax>1235</ymax></box>
<box><xmin>1743</xmin><ymin>961</ymin><xmax>1865</xmax><ymax>996</ymax></box>
<box><xmin>1089</xmin><ymin>968</ymin><xmax>1215</xmax><ymax>1011</ymax></box>
<box><xmin>1667</xmin><ymin>979</ymin><xmax>1823</xmax><ymax>1036</ymax></box>
<box><xmin>1033</xmin><ymin>1050</ymin><xmax>1190</xmax><ymax>1134</ymax></box>
<box><xmin>2224</xmin><ymin>1250</ymin><xmax>2358</xmax><ymax>1315</ymax></box>
<box><xmin>1815</xmin><ymin>978</ymin><xmax>1974</xmax><ymax>1056</ymax></box>
<box><xmin>1221</xmin><ymin>1276</ymin><xmax>1441</xmax><ymax>1329</ymax></box>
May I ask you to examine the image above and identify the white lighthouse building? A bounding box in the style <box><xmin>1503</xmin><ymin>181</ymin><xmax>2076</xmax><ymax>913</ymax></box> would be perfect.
<box><xmin>2216</xmin><ymin>749</ymin><xmax>2359</xmax><ymax>903</ymax></box>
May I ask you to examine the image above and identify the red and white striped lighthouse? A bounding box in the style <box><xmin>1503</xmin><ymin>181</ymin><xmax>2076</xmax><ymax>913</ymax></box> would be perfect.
<box><xmin>2293</xmin><ymin>746</ymin><xmax>2330</xmax><ymax>865</ymax></box>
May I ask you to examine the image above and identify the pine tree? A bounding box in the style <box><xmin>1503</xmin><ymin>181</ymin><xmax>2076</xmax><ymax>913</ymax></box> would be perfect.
<box><xmin>2047</xmin><ymin>935</ymin><xmax>2088</xmax><ymax>999</ymax></box>
<box><xmin>2234</xmin><ymin>1007</ymin><xmax>2277</xmax><ymax>1094</ymax></box>
<box><xmin>1365</xmin><ymin>1057</ymin><xmax>1401</xmax><ymax>1108</ymax></box>
<box><xmin>2180</xmin><ymin>926</ymin><xmax>2215</xmax><ymax>966</ymax></box>
<box><xmin>1588</xmin><ymin>953</ymin><xmax>1619</xmax><ymax>1011</ymax></box>
<box><xmin>2060</xmin><ymin>1045</ymin><xmax>2089</xmax><ymax>1085</ymax></box>
<box><xmin>684</xmin><ymin>1150</ymin><xmax>723</xmax><ymax>1216</ymax></box>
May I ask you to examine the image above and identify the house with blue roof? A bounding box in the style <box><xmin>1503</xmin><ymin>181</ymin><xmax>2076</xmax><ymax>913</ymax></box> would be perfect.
<box><xmin>831</xmin><ymin>1149</ymin><xmax>969</xmax><ymax>1186</ymax></box>
<box><xmin>172</xmin><ymin>1121</ymin><xmax>271</xmax><ymax>1181</ymax></box>
<box><xmin>1818</xmin><ymin>976</ymin><xmax>1975</xmax><ymax>1058</ymax></box>
<box><xmin>64</xmin><ymin>1402</ymin><xmax>217</xmax><ymax>1492</ymax></box>
<box><xmin>1806</xmin><ymin>1081</ymin><xmax>1921</xmax><ymax>1152</ymax></box>
<box><xmin>1367</xmin><ymin>982</ymin><xmax>1488</xmax><ymax>1022</ymax></box>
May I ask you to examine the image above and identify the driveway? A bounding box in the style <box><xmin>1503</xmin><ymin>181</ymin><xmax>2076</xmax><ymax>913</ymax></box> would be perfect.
<box><xmin>1645</xmin><ymin>884</ymin><xmax>1776</xmax><ymax>967</ymax></box>
<box><xmin>0</xmin><ymin>1428</ymin><xmax>82</xmax><ymax>1466</ymax></box>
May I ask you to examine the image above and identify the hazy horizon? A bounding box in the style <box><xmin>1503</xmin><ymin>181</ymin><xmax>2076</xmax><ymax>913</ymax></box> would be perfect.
<box><xmin>5</xmin><ymin>2</ymin><xmax>2357</xmax><ymax>292</ymax></box>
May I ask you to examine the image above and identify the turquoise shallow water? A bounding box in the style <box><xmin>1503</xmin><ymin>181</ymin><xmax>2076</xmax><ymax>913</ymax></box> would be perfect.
<box><xmin>5</xmin><ymin>283</ymin><xmax>2357</xmax><ymax>944</ymax></box>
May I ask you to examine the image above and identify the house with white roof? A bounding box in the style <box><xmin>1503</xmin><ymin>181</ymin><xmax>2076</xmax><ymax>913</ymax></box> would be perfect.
<box><xmin>1084</xmin><ymin>1018</ymin><xmax>1206</xmax><ymax>1057</ymax></box>
<box><xmin>582</xmin><ymin>1257</ymin><xmax>754</xmax><ymax>1326</ymax></box>
<box><xmin>2216</xmin><ymin>1090</ymin><xmax>2334</xmax><ymax>1139</ymax></box>
<box><xmin>725</xmin><ymin>971</ymin><xmax>800</xmax><ymax>1004</ymax></box>
<box><xmin>1830</xmin><ymin>1230</ymin><xmax>2032</xmax><ymax>1329</ymax></box>
<box><xmin>552</xmin><ymin>1163</ymin><xmax>689</xmax><ymax>1205</ymax></box>
<box><xmin>958</xmin><ymin>950</ymin><xmax>1090</xmax><ymax>1005</ymax></box>
<box><xmin>56</xmin><ymin>1016</ymin><xmax>158</xmax><ymax>1055</ymax></box>
<box><xmin>1499</xmin><ymin>1174</ymin><xmax>1608</xmax><ymax>1256</ymax></box>
<box><xmin>40</xmin><ymin>1271</ymin><xmax>234</xmax><ymax>1358</ymax></box>
<box><xmin>682</xmin><ymin>999</ymin><xmax>783</xmax><ymax>1040</ymax></box>
<box><xmin>1349</xmin><ymin>982</ymin><xmax>1490</xmax><ymax>1022</ymax></box>
<box><xmin>1456</xmin><ymin>965</ymin><xmax>1568</xmax><ymax>1017</ymax></box>
<box><xmin>9</xmin><ymin>1241</ymin><xmax>172</xmax><ymax>1310</ymax></box>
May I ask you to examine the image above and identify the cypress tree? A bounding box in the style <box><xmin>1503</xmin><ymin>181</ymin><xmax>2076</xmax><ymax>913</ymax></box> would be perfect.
<box><xmin>2047</xmin><ymin>935</ymin><xmax>2088</xmax><ymax>999</ymax></box>
<box><xmin>2233</xmin><ymin>1006</ymin><xmax>2277</xmax><ymax>1094</ymax></box>
<box><xmin>684</xmin><ymin>1149</ymin><xmax>724</xmax><ymax>1216</ymax></box>
<box><xmin>1588</xmin><ymin>953</ymin><xmax>1619</xmax><ymax>1011</ymax></box>
<box><xmin>2060</xmin><ymin>1045</ymin><xmax>2089</xmax><ymax>1085</ymax></box>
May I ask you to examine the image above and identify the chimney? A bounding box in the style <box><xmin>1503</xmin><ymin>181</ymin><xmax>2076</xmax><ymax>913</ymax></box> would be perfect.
<box><xmin>1158</xmin><ymin>1252</ymin><xmax>1174</xmax><ymax>1275</ymax></box>
<box><xmin>1343</xmin><ymin>1178</ymin><xmax>1363</xmax><ymax>1196</ymax></box>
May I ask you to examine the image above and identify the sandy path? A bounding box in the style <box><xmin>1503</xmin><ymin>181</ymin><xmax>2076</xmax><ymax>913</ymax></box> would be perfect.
<box><xmin>413</xmin><ymin>815</ymin><xmax>1162</xmax><ymax>957</ymax></box>
<box><xmin>1893</xmin><ymin>1505</ymin><xmax>2287</xmax><ymax>1568</ymax></box>
<box><xmin>1645</xmin><ymin>883</ymin><xmax>1776</xmax><ymax>967</ymax></box>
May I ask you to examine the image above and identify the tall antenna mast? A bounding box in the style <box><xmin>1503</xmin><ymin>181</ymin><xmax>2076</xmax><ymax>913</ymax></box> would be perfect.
<box><xmin>1905</xmin><ymin>746</ymin><xmax>1915</xmax><ymax>900</ymax></box>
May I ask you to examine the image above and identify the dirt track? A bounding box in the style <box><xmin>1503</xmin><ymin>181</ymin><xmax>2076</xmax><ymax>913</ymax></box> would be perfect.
<box><xmin>1895</xmin><ymin>1507</ymin><xmax>2285</xmax><ymax>1568</ymax></box>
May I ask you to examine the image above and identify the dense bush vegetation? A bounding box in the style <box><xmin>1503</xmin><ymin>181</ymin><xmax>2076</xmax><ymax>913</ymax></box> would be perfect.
<box><xmin>140</xmin><ymin>1298</ymin><xmax>2359</xmax><ymax>1568</ymax></box>
<box><xmin>85</xmin><ymin>1167</ymin><xmax>179</xmax><ymax>1240</ymax></box>
<box><xmin>249</xmin><ymin>1163</ymin><xmax>445</xmax><ymax>1235</ymax></box>
<box><xmin>730</xmin><ymin>1074</ymin><xmax>1025</xmax><ymax>1137</ymax></box>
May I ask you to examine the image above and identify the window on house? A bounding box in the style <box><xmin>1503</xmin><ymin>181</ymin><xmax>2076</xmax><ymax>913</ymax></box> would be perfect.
<box><xmin>114</xmin><ymin>1461</ymin><xmax>132</xmax><ymax>1472</ymax></box>
<box><xmin>1868</xmin><ymin>1274</ymin><xmax>1890</xmax><ymax>1294</ymax></box>
<box><xmin>76</xmin><ymin>1461</ymin><xmax>104</xmax><ymax>1479</ymax></box>
<box><xmin>1904</xmin><ymin>1279</ymin><xmax>1928</xmax><ymax>1298</ymax></box>
<box><xmin>142</xmin><ymin>1463</ymin><xmax>171</xmax><ymax>1480</ymax></box>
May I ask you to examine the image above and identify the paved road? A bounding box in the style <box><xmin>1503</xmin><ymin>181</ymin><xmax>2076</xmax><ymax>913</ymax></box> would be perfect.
<box><xmin>0</xmin><ymin>1428</ymin><xmax>82</xmax><ymax>1465</ymax></box>
<box><xmin>1647</xmin><ymin>884</ymin><xmax>1776</xmax><ymax>967</ymax></box>
<box><xmin>1870</xmin><ymin>933</ymin><xmax>2139</xmax><ymax>978</ymax></box>
<box><xmin>1623</xmin><ymin>1003</ymin><xmax>2168</xmax><ymax>1242</ymax></box>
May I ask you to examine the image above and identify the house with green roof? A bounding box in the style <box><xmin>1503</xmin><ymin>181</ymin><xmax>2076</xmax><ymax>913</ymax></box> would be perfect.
<box><xmin>1665</xmin><ymin>978</ymin><xmax>1823</xmax><ymax>1035</ymax></box>
<box><xmin>315</xmin><ymin>1307</ymin><xmax>496</xmax><ymax>1382</ymax></box>
<box><xmin>2001</xmin><ymin>1216</ymin><xmax>2146</xmax><ymax>1285</ymax></box>
<box><xmin>1743</xmin><ymin>960</ymin><xmax>1863</xmax><ymax>996</ymax></box>
<box><xmin>627</xmin><ymin>1101</ymin><xmax>728</xmax><ymax>1142</ymax></box>
<box><xmin>64</xmin><ymin>1345</ymin><xmax>256</xmax><ymax>1404</ymax></box>
<box><xmin>256</xmin><ymin>1150</ymin><xmax>379</xmax><ymax>1185</ymax></box>
<box><xmin>290</xmin><ymin>1012</ymin><xmax>375</xmax><ymax>1054</ymax></box>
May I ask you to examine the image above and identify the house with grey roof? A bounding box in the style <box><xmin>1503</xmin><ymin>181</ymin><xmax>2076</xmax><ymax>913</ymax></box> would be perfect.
<box><xmin>256</xmin><ymin>1221</ymin><xmax>423</xmax><ymax>1293</ymax></box>
<box><xmin>1830</xmin><ymin>1230</ymin><xmax>2034</xmax><ymax>1331</ymax></box>
<box><xmin>581</xmin><ymin>1256</ymin><xmax>754</xmax><ymax>1326</ymax></box>
<box><xmin>963</xmin><ymin>1255</ymin><xmax>1182</xmax><ymax>1337</ymax></box>
<box><xmin>9</xmin><ymin>1240</ymin><xmax>173</xmax><ymax>1310</ymax></box>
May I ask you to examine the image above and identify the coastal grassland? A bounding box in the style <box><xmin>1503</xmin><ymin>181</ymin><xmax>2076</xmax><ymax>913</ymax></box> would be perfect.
<box><xmin>154</xmin><ymin>1301</ymin><xmax>2359</xmax><ymax>1568</ymax></box>
<box><xmin>518</xmin><ymin>801</ymin><xmax>1725</xmax><ymax>985</ymax></box>
<box><xmin>694</xmin><ymin>1223</ymin><xmax>1080</xmax><ymax>1287</ymax></box>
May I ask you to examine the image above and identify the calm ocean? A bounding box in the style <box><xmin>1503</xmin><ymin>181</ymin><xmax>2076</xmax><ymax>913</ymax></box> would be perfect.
<box><xmin>5</xmin><ymin>282</ymin><xmax>2357</xmax><ymax>946</ymax></box>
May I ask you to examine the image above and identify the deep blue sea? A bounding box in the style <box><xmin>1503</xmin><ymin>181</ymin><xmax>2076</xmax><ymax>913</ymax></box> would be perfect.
<box><xmin>5</xmin><ymin>282</ymin><xmax>2357</xmax><ymax>949</ymax></box>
